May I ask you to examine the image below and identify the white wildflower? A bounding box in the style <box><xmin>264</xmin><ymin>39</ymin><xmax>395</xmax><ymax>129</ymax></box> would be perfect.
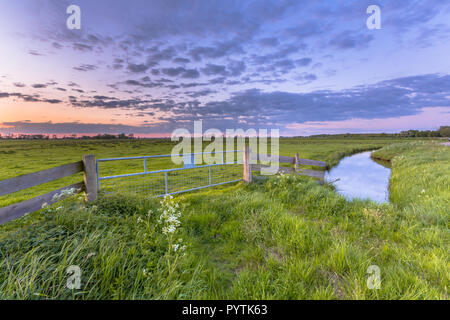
<box><xmin>158</xmin><ymin>195</ymin><xmax>188</xmax><ymax>258</ymax></box>
<box><xmin>162</xmin><ymin>225</ymin><xmax>176</xmax><ymax>234</ymax></box>
<box><xmin>167</xmin><ymin>215</ymin><xmax>180</xmax><ymax>224</ymax></box>
<box><xmin>52</xmin><ymin>193</ymin><xmax>61</xmax><ymax>201</ymax></box>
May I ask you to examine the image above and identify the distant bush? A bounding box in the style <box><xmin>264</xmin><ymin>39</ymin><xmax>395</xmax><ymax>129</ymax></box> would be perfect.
<box><xmin>439</xmin><ymin>126</ymin><xmax>450</xmax><ymax>137</ymax></box>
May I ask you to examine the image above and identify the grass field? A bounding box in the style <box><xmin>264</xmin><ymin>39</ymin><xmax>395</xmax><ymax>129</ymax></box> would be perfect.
<box><xmin>0</xmin><ymin>138</ymin><xmax>448</xmax><ymax>299</ymax></box>
<box><xmin>0</xmin><ymin>137</ymin><xmax>403</xmax><ymax>207</ymax></box>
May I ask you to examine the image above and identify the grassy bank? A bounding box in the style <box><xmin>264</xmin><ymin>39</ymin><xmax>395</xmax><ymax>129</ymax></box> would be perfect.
<box><xmin>373</xmin><ymin>141</ymin><xmax>450</xmax><ymax>210</ymax></box>
<box><xmin>0</xmin><ymin>140</ymin><xmax>448</xmax><ymax>299</ymax></box>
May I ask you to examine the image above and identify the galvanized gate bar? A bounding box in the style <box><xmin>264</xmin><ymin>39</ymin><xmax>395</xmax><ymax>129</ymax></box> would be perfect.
<box><xmin>96</xmin><ymin>150</ymin><xmax>243</xmax><ymax>198</ymax></box>
<box><xmin>98</xmin><ymin>161</ymin><xmax>241</xmax><ymax>181</ymax></box>
<box><xmin>97</xmin><ymin>150</ymin><xmax>241</xmax><ymax>162</ymax></box>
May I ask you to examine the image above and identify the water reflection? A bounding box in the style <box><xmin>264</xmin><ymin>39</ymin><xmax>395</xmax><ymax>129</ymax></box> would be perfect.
<box><xmin>325</xmin><ymin>151</ymin><xmax>391</xmax><ymax>203</ymax></box>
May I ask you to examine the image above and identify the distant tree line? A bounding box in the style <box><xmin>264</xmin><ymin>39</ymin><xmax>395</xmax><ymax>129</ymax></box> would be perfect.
<box><xmin>0</xmin><ymin>133</ymin><xmax>136</xmax><ymax>140</ymax></box>
<box><xmin>1</xmin><ymin>127</ymin><xmax>449</xmax><ymax>140</ymax></box>
<box><xmin>399</xmin><ymin>126</ymin><xmax>449</xmax><ymax>137</ymax></box>
<box><xmin>294</xmin><ymin>126</ymin><xmax>450</xmax><ymax>139</ymax></box>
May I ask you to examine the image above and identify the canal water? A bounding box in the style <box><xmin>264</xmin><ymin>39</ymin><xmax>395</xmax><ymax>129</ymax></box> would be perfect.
<box><xmin>325</xmin><ymin>151</ymin><xmax>391</xmax><ymax>203</ymax></box>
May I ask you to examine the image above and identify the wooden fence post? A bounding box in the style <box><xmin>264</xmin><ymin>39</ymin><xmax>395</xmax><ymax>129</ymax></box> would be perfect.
<box><xmin>83</xmin><ymin>154</ymin><xmax>98</xmax><ymax>202</ymax></box>
<box><xmin>294</xmin><ymin>153</ymin><xmax>300</xmax><ymax>172</ymax></box>
<box><xmin>243</xmin><ymin>146</ymin><xmax>252</xmax><ymax>183</ymax></box>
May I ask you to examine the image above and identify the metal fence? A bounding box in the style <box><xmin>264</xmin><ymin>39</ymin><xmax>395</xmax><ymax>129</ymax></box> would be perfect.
<box><xmin>97</xmin><ymin>151</ymin><xmax>243</xmax><ymax>197</ymax></box>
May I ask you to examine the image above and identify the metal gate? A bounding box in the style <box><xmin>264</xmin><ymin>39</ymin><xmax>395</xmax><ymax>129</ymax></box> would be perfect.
<box><xmin>96</xmin><ymin>151</ymin><xmax>243</xmax><ymax>197</ymax></box>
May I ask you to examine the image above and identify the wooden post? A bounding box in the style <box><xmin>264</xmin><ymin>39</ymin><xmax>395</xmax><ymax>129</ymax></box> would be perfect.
<box><xmin>83</xmin><ymin>154</ymin><xmax>98</xmax><ymax>202</ymax></box>
<box><xmin>243</xmin><ymin>146</ymin><xmax>252</xmax><ymax>183</ymax></box>
<box><xmin>294</xmin><ymin>153</ymin><xmax>300</xmax><ymax>172</ymax></box>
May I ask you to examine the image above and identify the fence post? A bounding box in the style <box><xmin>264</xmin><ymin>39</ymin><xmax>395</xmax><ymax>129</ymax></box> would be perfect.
<box><xmin>294</xmin><ymin>153</ymin><xmax>300</xmax><ymax>172</ymax></box>
<box><xmin>83</xmin><ymin>154</ymin><xmax>98</xmax><ymax>202</ymax></box>
<box><xmin>243</xmin><ymin>146</ymin><xmax>252</xmax><ymax>183</ymax></box>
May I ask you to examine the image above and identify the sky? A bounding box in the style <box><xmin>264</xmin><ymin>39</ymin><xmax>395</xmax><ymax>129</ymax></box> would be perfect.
<box><xmin>0</xmin><ymin>0</ymin><xmax>449</xmax><ymax>137</ymax></box>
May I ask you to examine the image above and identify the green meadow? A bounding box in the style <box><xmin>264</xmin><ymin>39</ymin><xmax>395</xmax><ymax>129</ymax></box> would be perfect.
<box><xmin>0</xmin><ymin>137</ymin><xmax>400</xmax><ymax>207</ymax></box>
<box><xmin>0</xmin><ymin>138</ymin><xmax>448</xmax><ymax>299</ymax></box>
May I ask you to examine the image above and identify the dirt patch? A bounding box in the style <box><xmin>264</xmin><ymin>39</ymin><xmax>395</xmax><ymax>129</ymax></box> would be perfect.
<box><xmin>290</xmin><ymin>205</ymin><xmax>306</xmax><ymax>215</ymax></box>
<box><xmin>319</xmin><ymin>270</ymin><xmax>346</xmax><ymax>299</ymax></box>
<box><xmin>263</xmin><ymin>245</ymin><xmax>283</xmax><ymax>263</ymax></box>
<box><xmin>234</xmin><ymin>245</ymin><xmax>283</xmax><ymax>276</ymax></box>
<box><xmin>234</xmin><ymin>261</ymin><xmax>261</xmax><ymax>276</ymax></box>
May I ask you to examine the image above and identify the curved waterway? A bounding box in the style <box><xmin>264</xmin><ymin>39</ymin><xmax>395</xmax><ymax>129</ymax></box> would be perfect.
<box><xmin>325</xmin><ymin>151</ymin><xmax>391</xmax><ymax>203</ymax></box>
